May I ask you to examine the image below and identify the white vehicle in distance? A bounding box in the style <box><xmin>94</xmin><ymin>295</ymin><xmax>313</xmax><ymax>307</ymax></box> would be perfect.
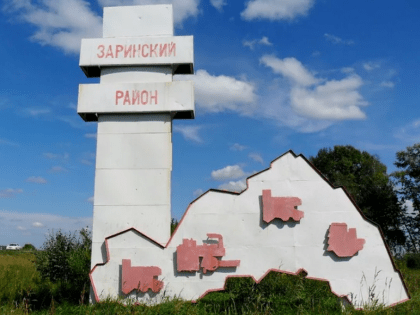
<box><xmin>6</xmin><ymin>243</ymin><xmax>22</xmax><ymax>250</ymax></box>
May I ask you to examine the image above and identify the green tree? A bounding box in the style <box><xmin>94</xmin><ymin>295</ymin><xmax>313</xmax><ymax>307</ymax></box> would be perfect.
<box><xmin>23</xmin><ymin>243</ymin><xmax>36</xmax><ymax>251</ymax></box>
<box><xmin>309</xmin><ymin>145</ymin><xmax>405</xmax><ymax>249</ymax></box>
<box><xmin>392</xmin><ymin>143</ymin><xmax>420</xmax><ymax>253</ymax></box>
<box><xmin>171</xmin><ymin>218</ymin><xmax>179</xmax><ymax>235</ymax></box>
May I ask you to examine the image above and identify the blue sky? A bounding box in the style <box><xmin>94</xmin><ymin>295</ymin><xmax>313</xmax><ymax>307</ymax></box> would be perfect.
<box><xmin>1</xmin><ymin>0</ymin><xmax>419</xmax><ymax>248</ymax></box>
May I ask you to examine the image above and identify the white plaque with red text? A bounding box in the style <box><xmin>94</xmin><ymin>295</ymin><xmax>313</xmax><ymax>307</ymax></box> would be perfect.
<box><xmin>77</xmin><ymin>81</ymin><xmax>194</xmax><ymax>121</ymax></box>
<box><xmin>79</xmin><ymin>36</ymin><xmax>193</xmax><ymax>77</ymax></box>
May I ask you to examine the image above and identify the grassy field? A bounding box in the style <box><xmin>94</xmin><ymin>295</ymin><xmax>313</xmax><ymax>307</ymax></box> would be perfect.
<box><xmin>0</xmin><ymin>250</ymin><xmax>419</xmax><ymax>314</ymax></box>
<box><xmin>0</xmin><ymin>250</ymin><xmax>39</xmax><ymax>306</ymax></box>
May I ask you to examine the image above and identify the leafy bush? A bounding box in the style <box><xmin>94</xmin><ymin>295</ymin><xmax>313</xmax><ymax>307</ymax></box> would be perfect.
<box><xmin>407</xmin><ymin>253</ymin><xmax>420</xmax><ymax>269</ymax></box>
<box><xmin>35</xmin><ymin>227</ymin><xmax>91</xmax><ymax>304</ymax></box>
<box><xmin>23</xmin><ymin>243</ymin><xmax>36</xmax><ymax>251</ymax></box>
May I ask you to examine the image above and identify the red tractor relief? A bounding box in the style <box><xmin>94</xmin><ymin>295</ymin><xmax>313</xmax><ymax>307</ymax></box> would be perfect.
<box><xmin>262</xmin><ymin>189</ymin><xmax>304</xmax><ymax>223</ymax></box>
<box><xmin>121</xmin><ymin>259</ymin><xmax>163</xmax><ymax>294</ymax></box>
<box><xmin>177</xmin><ymin>233</ymin><xmax>240</xmax><ymax>273</ymax></box>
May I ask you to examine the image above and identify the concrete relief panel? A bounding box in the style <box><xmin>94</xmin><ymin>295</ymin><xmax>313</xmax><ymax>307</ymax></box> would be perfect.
<box><xmin>89</xmin><ymin>151</ymin><xmax>409</xmax><ymax>308</ymax></box>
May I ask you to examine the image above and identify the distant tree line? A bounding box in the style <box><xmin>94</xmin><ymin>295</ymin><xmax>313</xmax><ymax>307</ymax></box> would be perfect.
<box><xmin>309</xmin><ymin>144</ymin><xmax>419</xmax><ymax>255</ymax></box>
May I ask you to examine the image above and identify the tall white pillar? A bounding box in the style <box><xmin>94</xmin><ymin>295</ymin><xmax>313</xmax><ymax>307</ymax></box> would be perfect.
<box><xmin>77</xmin><ymin>5</ymin><xmax>194</xmax><ymax>270</ymax></box>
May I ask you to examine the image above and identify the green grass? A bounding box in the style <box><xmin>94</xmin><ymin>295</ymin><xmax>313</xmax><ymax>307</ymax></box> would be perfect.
<box><xmin>0</xmin><ymin>251</ymin><xmax>39</xmax><ymax>306</ymax></box>
<box><xmin>1</xmin><ymin>251</ymin><xmax>420</xmax><ymax>314</ymax></box>
<box><xmin>199</xmin><ymin>272</ymin><xmax>342</xmax><ymax>314</ymax></box>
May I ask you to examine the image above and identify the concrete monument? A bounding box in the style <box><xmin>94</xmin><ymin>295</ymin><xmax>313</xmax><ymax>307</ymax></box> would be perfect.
<box><xmin>78</xmin><ymin>5</ymin><xmax>409</xmax><ymax>309</ymax></box>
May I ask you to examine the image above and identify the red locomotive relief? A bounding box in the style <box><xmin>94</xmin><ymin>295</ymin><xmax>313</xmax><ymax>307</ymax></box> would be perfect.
<box><xmin>176</xmin><ymin>233</ymin><xmax>240</xmax><ymax>273</ymax></box>
<box><xmin>262</xmin><ymin>189</ymin><xmax>304</xmax><ymax>223</ymax></box>
<box><xmin>121</xmin><ymin>259</ymin><xmax>163</xmax><ymax>294</ymax></box>
<box><xmin>327</xmin><ymin>223</ymin><xmax>365</xmax><ymax>257</ymax></box>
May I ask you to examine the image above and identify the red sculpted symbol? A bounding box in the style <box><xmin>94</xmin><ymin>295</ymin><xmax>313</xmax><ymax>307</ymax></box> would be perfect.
<box><xmin>177</xmin><ymin>234</ymin><xmax>240</xmax><ymax>273</ymax></box>
<box><xmin>121</xmin><ymin>259</ymin><xmax>163</xmax><ymax>294</ymax></box>
<box><xmin>327</xmin><ymin>223</ymin><xmax>365</xmax><ymax>257</ymax></box>
<box><xmin>262</xmin><ymin>190</ymin><xmax>304</xmax><ymax>223</ymax></box>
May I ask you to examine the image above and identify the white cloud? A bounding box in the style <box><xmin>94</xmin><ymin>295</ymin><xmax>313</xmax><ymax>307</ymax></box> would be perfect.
<box><xmin>67</xmin><ymin>103</ymin><xmax>77</xmax><ymax>110</ymax></box>
<box><xmin>260</xmin><ymin>55</ymin><xmax>319</xmax><ymax>86</ymax></box>
<box><xmin>26</xmin><ymin>176</ymin><xmax>47</xmax><ymax>184</ymax></box>
<box><xmin>210</xmin><ymin>0</ymin><xmax>226</xmax><ymax>11</ymax></box>
<box><xmin>218</xmin><ymin>179</ymin><xmax>247</xmax><ymax>192</ymax></box>
<box><xmin>4</xmin><ymin>0</ymin><xmax>102</xmax><ymax>54</ymax></box>
<box><xmin>252</xmin><ymin>78</ymin><xmax>333</xmax><ymax>132</ymax></box>
<box><xmin>324</xmin><ymin>33</ymin><xmax>355</xmax><ymax>45</ymax></box>
<box><xmin>394</xmin><ymin>119</ymin><xmax>420</xmax><ymax>143</ymax></box>
<box><xmin>241</xmin><ymin>0</ymin><xmax>314</xmax><ymax>21</ymax></box>
<box><xmin>180</xmin><ymin>63</ymin><xmax>353</xmax><ymax>131</ymax></box>
<box><xmin>380</xmin><ymin>81</ymin><xmax>395</xmax><ymax>88</ymax></box>
<box><xmin>230</xmin><ymin>143</ymin><xmax>247</xmax><ymax>151</ymax></box>
<box><xmin>290</xmin><ymin>75</ymin><xmax>368</xmax><ymax>120</ymax></box>
<box><xmin>32</xmin><ymin>222</ymin><xmax>44</xmax><ymax>228</ymax></box>
<box><xmin>57</xmin><ymin>115</ymin><xmax>87</xmax><ymax>129</ymax></box>
<box><xmin>249</xmin><ymin>153</ymin><xmax>263</xmax><ymax>164</ymax></box>
<box><xmin>177</xmin><ymin>70</ymin><xmax>257</xmax><ymax>113</ymax></box>
<box><xmin>97</xmin><ymin>0</ymin><xmax>200</xmax><ymax>25</ymax></box>
<box><xmin>356</xmin><ymin>141</ymin><xmax>399</xmax><ymax>151</ymax></box>
<box><xmin>43</xmin><ymin>152</ymin><xmax>69</xmax><ymax>160</ymax></box>
<box><xmin>173</xmin><ymin>125</ymin><xmax>203</xmax><ymax>143</ymax></box>
<box><xmin>0</xmin><ymin>138</ymin><xmax>19</xmax><ymax>147</ymax></box>
<box><xmin>341</xmin><ymin>67</ymin><xmax>355</xmax><ymax>74</ymax></box>
<box><xmin>81</xmin><ymin>152</ymin><xmax>95</xmax><ymax>165</ymax></box>
<box><xmin>26</xmin><ymin>108</ymin><xmax>51</xmax><ymax>116</ymax></box>
<box><xmin>243</xmin><ymin>39</ymin><xmax>257</xmax><ymax>50</ymax></box>
<box><xmin>241</xmin><ymin>0</ymin><xmax>315</xmax><ymax>20</ymax></box>
<box><xmin>193</xmin><ymin>189</ymin><xmax>204</xmax><ymax>197</ymax></box>
<box><xmin>85</xmin><ymin>133</ymin><xmax>97</xmax><ymax>139</ymax></box>
<box><xmin>87</xmin><ymin>196</ymin><xmax>94</xmax><ymax>204</ymax></box>
<box><xmin>49</xmin><ymin>166</ymin><xmax>68</xmax><ymax>173</ymax></box>
<box><xmin>211</xmin><ymin>165</ymin><xmax>247</xmax><ymax>181</ymax></box>
<box><xmin>363</xmin><ymin>62</ymin><xmax>381</xmax><ymax>71</ymax></box>
<box><xmin>0</xmin><ymin>188</ymin><xmax>23</xmax><ymax>198</ymax></box>
<box><xmin>261</xmin><ymin>55</ymin><xmax>368</xmax><ymax>121</ymax></box>
<box><xmin>259</xmin><ymin>36</ymin><xmax>273</xmax><ymax>46</ymax></box>
<box><xmin>243</xmin><ymin>36</ymin><xmax>273</xmax><ymax>50</ymax></box>
<box><xmin>43</xmin><ymin>152</ymin><xmax>59</xmax><ymax>159</ymax></box>
<box><xmin>0</xmin><ymin>210</ymin><xmax>92</xmax><ymax>248</ymax></box>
